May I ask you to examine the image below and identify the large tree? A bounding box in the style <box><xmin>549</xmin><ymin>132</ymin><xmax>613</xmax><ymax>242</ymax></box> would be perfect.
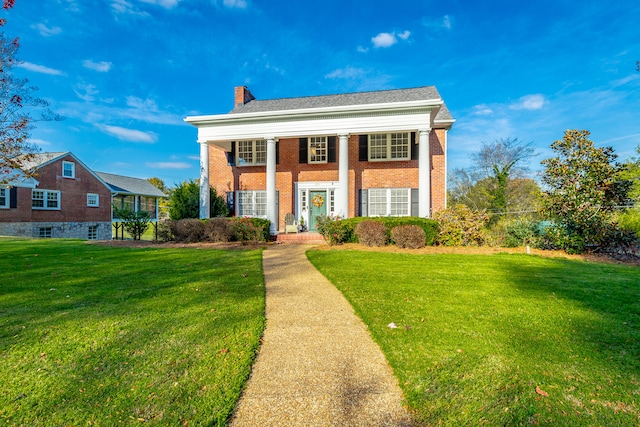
<box><xmin>169</xmin><ymin>180</ymin><xmax>228</xmax><ymax>220</ymax></box>
<box><xmin>539</xmin><ymin>129</ymin><xmax>631</xmax><ymax>253</ymax></box>
<box><xmin>1</xmin><ymin>0</ymin><xmax>60</xmax><ymax>185</ymax></box>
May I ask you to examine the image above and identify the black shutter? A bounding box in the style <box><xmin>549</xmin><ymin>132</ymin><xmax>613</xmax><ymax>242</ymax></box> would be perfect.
<box><xmin>411</xmin><ymin>189</ymin><xmax>419</xmax><ymax>217</ymax></box>
<box><xmin>276</xmin><ymin>141</ymin><xmax>280</xmax><ymax>165</ymax></box>
<box><xmin>328</xmin><ymin>136</ymin><xmax>336</xmax><ymax>163</ymax></box>
<box><xmin>411</xmin><ymin>132</ymin><xmax>418</xmax><ymax>160</ymax></box>
<box><xmin>358</xmin><ymin>135</ymin><xmax>368</xmax><ymax>161</ymax></box>
<box><xmin>226</xmin><ymin>142</ymin><xmax>236</xmax><ymax>166</ymax></box>
<box><xmin>299</xmin><ymin>138</ymin><xmax>308</xmax><ymax>163</ymax></box>
<box><xmin>226</xmin><ymin>191</ymin><xmax>235</xmax><ymax>216</ymax></box>
<box><xmin>359</xmin><ymin>189</ymin><xmax>368</xmax><ymax>217</ymax></box>
<box><xmin>9</xmin><ymin>187</ymin><xmax>17</xmax><ymax>208</ymax></box>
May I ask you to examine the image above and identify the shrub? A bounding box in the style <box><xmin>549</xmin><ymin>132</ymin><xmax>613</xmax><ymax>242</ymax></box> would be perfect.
<box><xmin>391</xmin><ymin>225</ymin><xmax>426</xmax><ymax>249</ymax></box>
<box><xmin>355</xmin><ymin>220</ymin><xmax>387</xmax><ymax>246</ymax></box>
<box><xmin>493</xmin><ymin>217</ymin><xmax>541</xmax><ymax>248</ymax></box>
<box><xmin>338</xmin><ymin>217</ymin><xmax>438</xmax><ymax>245</ymax></box>
<box><xmin>113</xmin><ymin>207</ymin><xmax>151</xmax><ymax>240</ymax></box>
<box><xmin>316</xmin><ymin>215</ymin><xmax>348</xmax><ymax>245</ymax></box>
<box><xmin>230</xmin><ymin>217</ymin><xmax>269</xmax><ymax>243</ymax></box>
<box><xmin>174</xmin><ymin>219</ymin><xmax>206</xmax><ymax>243</ymax></box>
<box><xmin>204</xmin><ymin>218</ymin><xmax>232</xmax><ymax>242</ymax></box>
<box><xmin>433</xmin><ymin>205</ymin><xmax>490</xmax><ymax>246</ymax></box>
<box><xmin>158</xmin><ymin>220</ymin><xmax>175</xmax><ymax>242</ymax></box>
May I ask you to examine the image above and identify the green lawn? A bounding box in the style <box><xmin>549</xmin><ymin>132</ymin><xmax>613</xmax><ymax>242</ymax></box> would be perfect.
<box><xmin>0</xmin><ymin>239</ymin><xmax>265</xmax><ymax>426</ymax></box>
<box><xmin>307</xmin><ymin>249</ymin><xmax>640</xmax><ymax>426</ymax></box>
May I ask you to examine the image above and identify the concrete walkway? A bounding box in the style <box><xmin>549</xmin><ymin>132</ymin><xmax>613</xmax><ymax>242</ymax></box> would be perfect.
<box><xmin>229</xmin><ymin>244</ymin><xmax>414</xmax><ymax>426</ymax></box>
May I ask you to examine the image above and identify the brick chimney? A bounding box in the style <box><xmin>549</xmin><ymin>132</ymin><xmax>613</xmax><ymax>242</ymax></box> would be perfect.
<box><xmin>234</xmin><ymin>86</ymin><xmax>255</xmax><ymax>108</ymax></box>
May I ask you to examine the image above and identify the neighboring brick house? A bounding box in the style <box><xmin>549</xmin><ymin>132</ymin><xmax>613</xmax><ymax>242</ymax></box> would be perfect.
<box><xmin>0</xmin><ymin>152</ymin><xmax>113</xmax><ymax>240</ymax></box>
<box><xmin>185</xmin><ymin>86</ymin><xmax>454</xmax><ymax>233</ymax></box>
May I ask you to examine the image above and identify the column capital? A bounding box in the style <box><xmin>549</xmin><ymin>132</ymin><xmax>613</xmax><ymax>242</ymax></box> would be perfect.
<box><xmin>418</xmin><ymin>128</ymin><xmax>431</xmax><ymax>137</ymax></box>
<box><xmin>338</xmin><ymin>133</ymin><xmax>350</xmax><ymax>139</ymax></box>
<box><xmin>264</xmin><ymin>136</ymin><xmax>278</xmax><ymax>143</ymax></box>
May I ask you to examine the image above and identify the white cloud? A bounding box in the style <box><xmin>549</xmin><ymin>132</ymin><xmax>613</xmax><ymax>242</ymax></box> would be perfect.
<box><xmin>140</xmin><ymin>0</ymin><xmax>180</xmax><ymax>8</ymax></box>
<box><xmin>187</xmin><ymin>155</ymin><xmax>200</xmax><ymax>161</ymax></box>
<box><xmin>423</xmin><ymin>15</ymin><xmax>453</xmax><ymax>30</ymax></box>
<box><xmin>146</xmin><ymin>161</ymin><xmax>192</xmax><ymax>169</ymax></box>
<box><xmin>97</xmin><ymin>124</ymin><xmax>158</xmax><ymax>143</ymax></box>
<box><xmin>29</xmin><ymin>138</ymin><xmax>51</xmax><ymax>147</ymax></box>
<box><xmin>510</xmin><ymin>94</ymin><xmax>546</xmax><ymax>110</ymax></box>
<box><xmin>74</xmin><ymin>83</ymin><xmax>99</xmax><ymax>102</ymax></box>
<box><xmin>126</xmin><ymin>96</ymin><xmax>158</xmax><ymax>110</ymax></box>
<box><xmin>472</xmin><ymin>104</ymin><xmax>493</xmax><ymax>116</ymax></box>
<box><xmin>111</xmin><ymin>0</ymin><xmax>150</xmax><ymax>17</ymax></box>
<box><xmin>325</xmin><ymin>67</ymin><xmax>366</xmax><ymax>80</ymax></box>
<box><xmin>372</xmin><ymin>32</ymin><xmax>397</xmax><ymax>48</ymax></box>
<box><xmin>83</xmin><ymin>60</ymin><xmax>112</xmax><ymax>72</ymax></box>
<box><xmin>442</xmin><ymin>15</ymin><xmax>452</xmax><ymax>30</ymax></box>
<box><xmin>398</xmin><ymin>30</ymin><xmax>411</xmax><ymax>40</ymax></box>
<box><xmin>357</xmin><ymin>45</ymin><xmax>369</xmax><ymax>53</ymax></box>
<box><xmin>223</xmin><ymin>0</ymin><xmax>247</xmax><ymax>9</ymax></box>
<box><xmin>17</xmin><ymin>62</ymin><xmax>65</xmax><ymax>76</ymax></box>
<box><xmin>31</xmin><ymin>23</ymin><xmax>62</xmax><ymax>37</ymax></box>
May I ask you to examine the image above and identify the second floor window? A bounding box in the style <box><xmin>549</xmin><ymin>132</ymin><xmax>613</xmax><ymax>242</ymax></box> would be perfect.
<box><xmin>237</xmin><ymin>140</ymin><xmax>266</xmax><ymax>166</ymax></box>
<box><xmin>309</xmin><ymin>137</ymin><xmax>327</xmax><ymax>163</ymax></box>
<box><xmin>369</xmin><ymin>133</ymin><xmax>410</xmax><ymax>161</ymax></box>
<box><xmin>62</xmin><ymin>161</ymin><xmax>75</xmax><ymax>178</ymax></box>
<box><xmin>87</xmin><ymin>193</ymin><xmax>99</xmax><ymax>207</ymax></box>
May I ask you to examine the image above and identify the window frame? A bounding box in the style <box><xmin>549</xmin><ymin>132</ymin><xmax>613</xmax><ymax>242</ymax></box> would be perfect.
<box><xmin>87</xmin><ymin>193</ymin><xmax>99</xmax><ymax>207</ymax></box>
<box><xmin>236</xmin><ymin>140</ymin><xmax>267</xmax><ymax>167</ymax></box>
<box><xmin>62</xmin><ymin>161</ymin><xmax>75</xmax><ymax>179</ymax></box>
<box><xmin>367</xmin><ymin>188</ymin><xmax>411</xmax><ymax>217</ymax></box>
<box><xmin>38</xmin><ymin>227</ymin><xmax>52</xmax><ymax>238</ymax></box>
<box><xmin>32</xmin><ymin>189</ymin><xmax>61</xmax><ymax>210</ymax></box>
<box><xmin>308</xmin><ymin>136</ymin><xmax>328</xmax><ymax>164</ymax></box>
<box><xmin>237</xmin><ymin>190</ymin><xmax>268</xmax><ymax>218</ymax></box>
<box><xmin>88</xmin><ymin>225</ymin><xmax>98</xmax><ymax>240</ymax></box>
<box><xmin>0</xmin><ymin>188</ymin><xmax>8</xmax><ymax>209</ymax></box>
<box><xmin>368</xmin><ymin>132</ymin><xmax>410</xmax><ymax>162</ymax></box>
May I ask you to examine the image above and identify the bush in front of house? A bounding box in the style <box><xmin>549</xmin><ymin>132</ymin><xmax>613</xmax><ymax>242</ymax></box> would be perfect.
<box><xmin>204</xmin><ymin>218</ymin><xmax>232</xmax><ymax>242</ymax></box>
<box><xmin>336</xmin><ymin>217</ymin><xmax>438</xmax><ymax>246</ymax></box>
<box><xmin>316</xmin><ymin>215</ymin><xmax>349</xmax><ymax>245</ymax></box>
<box><xmin>175</xmin><ymin>218</ymin><xmax>206</xmax><ymax>243</ymax></box>
<box><xmin>432</xmin><ymin>204</ymin><xmax>490</xmax><ymax>246</ymax></box>
<box><xmin>230</xmin><ymin>217</ymin><xmax>270</xmax><ymax>243</ymax></box>
<box><xmin>158</xmin><ymin>217</ymin><xmax>271</xmax><ymax>243</ymax></box>
<box><xmin>391</xmin><ymin>225</ymin><xmax>426</xmax><ymax>249</ymax></box>
<box><xmin>355</xmin><ymin>220</ymin><xmax>388</xmax><ymax>247</ymax></box>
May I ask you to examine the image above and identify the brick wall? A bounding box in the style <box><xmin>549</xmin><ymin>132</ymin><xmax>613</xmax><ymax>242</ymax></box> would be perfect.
<box><xmin>208</xmin><ymin>131</ymin><xmax>447</xmax><ymax>229</ymax></box>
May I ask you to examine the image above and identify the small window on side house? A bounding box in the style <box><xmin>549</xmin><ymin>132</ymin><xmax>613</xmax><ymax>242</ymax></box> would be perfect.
<box><xmin>39</xmin><ymin>227</ymin><xmax>52</xmax><ymax>238</ymax></box>
<box><xmin>87</xmin><ymin>193</ymin><xmax>99</xmax><ymax>207</ymax></box>
<box><xmin>88</xmin><ymin>225</ymin><xmax>98</xmax><ymax>240</ymax></box>
<box><xmin>0</xmin><ymin>188</ymin><xmax>8</xmax><ymax>208</ymax></box>
<box><xmin>62</xmin><ymin>161</ymin><xmax>75</xmax><ymax>178</ymax></box>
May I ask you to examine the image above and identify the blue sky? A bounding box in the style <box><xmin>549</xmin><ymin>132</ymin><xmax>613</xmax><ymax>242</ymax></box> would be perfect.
<box><xmin>5</xmin><ymin>0</ymin><xmax>640</xmax><ymax>187</ymax></box>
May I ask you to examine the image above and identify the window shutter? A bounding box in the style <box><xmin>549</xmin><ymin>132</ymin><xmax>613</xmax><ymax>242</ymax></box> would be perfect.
<box><xmin>299</xmin><ymin>138</ymin><xmax>308</xmax><ymax>164</ymax></box>
<box><xmin>227</xmin><ymin>142</ymin><xmax>236</xmax><ymax>166</ymax></box>
<box><xmin>359</xmin><ymin>189</ymin><xmax>368</xmax><ymax>216</ymax></box>
<box><xmin>411</xmin><ymin>188</ymin><xmax>419</xmax><ymax>217</ymax></box>
<box><xmin>328</xmin><ymin>136</ymin><xmax>336</xmax><ymax>163</ymax></box>
<box><xmin>10</xmin><ymin>187</ymin><xmax>17</xmax><ymax>208</ymax></box>
<box><xmin>276</xmin><ymin>141</ymin><xmax>280</xmax><ymax>164</ymax></box>
<box><xmin>358</xmin><ymin>135</ymin><xmax>368</xmax><ymax>161</ymax></box>
<box><xmin>226</xmin><ymin>191</ymin><xmax>235</xmax><ymax>216</ymax></box>
<box><xmin>411</xmin><ymin>132</ymin><xmax>418</xmax><ymax>160</ymax></box>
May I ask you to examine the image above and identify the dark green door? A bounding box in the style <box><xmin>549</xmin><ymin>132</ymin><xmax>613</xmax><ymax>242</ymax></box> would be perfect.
<box><xmin>308</xmin><ymin>190</ymin><xmax>327</xmax><ymax>231</ymax></box>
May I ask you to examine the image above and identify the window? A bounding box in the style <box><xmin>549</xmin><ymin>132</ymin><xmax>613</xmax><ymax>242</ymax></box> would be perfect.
<box><xmin>87</xmin><ymin>193</ymin><xmax>99</xmax><ymax>207</ymax></box>
<box><xmin>309</xmin><ymin>136</ymin><xmax>327</xmax><ymax>163</ymax></box>
<box><xmin>0</xmin><ymin>188</ymin><xmax>8</xmax><ymax>208</ymax></box>
<box><xmin>329</xmin><ymin>189</ymin><xmax>335</xmax><ymax>215</ymax></box>
<box><xmin>39</xmin><ymin>227</ymin><xmax>52</xmax><ymax>238</ymax></box>
<box><xmin>368</xmin><ymin>188</ymin><xmax>410</xmax><ymax>217</ymax></box>
<box><xmin>62</xmin><ymin>161</ymin><xmax>75</xmax><ymax>178</ymax></box>
<box><xmin>140</xmin><ymin>197</ymin><xmax>157</xmax><ymax>218</ymax></box>
<box><xmin>32</xmin><ymin>190</ymin><xmax>60</xmax><ymax>210</ymax></box>
<box><xmin>237</xmin><ymin>191</ymin><xmax>267</xmax><ymax>217</ymax></box>
<box><xmin>368</xmin><ymin>132</ymin><xmax>410</xmax><ymax>161</ymax></box>
<box><xmin>237</xmin><ymin>140</ymin><xmax>266</xmax><ymax>166</ymax></box>
<box><xmin>88</xmin><ymin>225</ymin><xmax>98</xmax><ymax>240</ymax></box>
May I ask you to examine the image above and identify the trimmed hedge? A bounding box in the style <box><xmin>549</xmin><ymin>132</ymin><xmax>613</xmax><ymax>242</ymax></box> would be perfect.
<box><xmin>334</xmin><ymin>217</ymin><xmax>438</xmax><ymax>246</ymax></box>
<box><xmin>159</xmin><ymin>217</ymin><xmax>271</xmax><ymax>243</ymax></box>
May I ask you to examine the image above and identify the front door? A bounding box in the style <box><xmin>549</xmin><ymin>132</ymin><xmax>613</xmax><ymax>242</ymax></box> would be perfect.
<box><xmin>308</xmin><ymin>190</ymin><xmax>327</xmax><ymax>231</ymax></box>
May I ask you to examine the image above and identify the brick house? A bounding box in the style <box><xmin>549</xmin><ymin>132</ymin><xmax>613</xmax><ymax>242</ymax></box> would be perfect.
<box><xmin>185</xmin><ymin>86</ymin><xmax>454</xmax><ymax>234</ymax></box>
<box><xmin>0</xmin><ymin>152</ymin><xmax>113</xmax><ymax>240</ymax></box>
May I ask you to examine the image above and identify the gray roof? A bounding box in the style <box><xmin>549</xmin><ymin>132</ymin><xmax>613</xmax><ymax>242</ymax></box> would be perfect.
<box><xmin>231</xmin><ymin>86</ymin><xmax>454</xmax><ymax>122</ymax></box>
<box><xmin>96</xmin><ymin>172</ymin><xmax>167</xmax><ymax>198</ymax></box>
<box><xmin>18</xmin><ymin>152</ymin><xmax>69</xmax><ymax>170</ymax></box>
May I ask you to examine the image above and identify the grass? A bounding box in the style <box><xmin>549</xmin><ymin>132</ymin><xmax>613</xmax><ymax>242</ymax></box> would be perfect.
<box><xmin>307</xmin><ymin>249</ymin><xmax>640</xmax><ymax>426</ymax></box>
<box><xmin>0</xmin><ymin>238</ymin><xmax>265</xmax><ymax>426</ymax></box>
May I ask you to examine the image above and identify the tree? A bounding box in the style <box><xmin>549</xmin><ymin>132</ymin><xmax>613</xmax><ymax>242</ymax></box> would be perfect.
<box><xmin>169</xmin><ymin>179</ymin><xmax>228</xmax><ymax>220</ymax></box>
<box><xmin>147</xmin><ymin>177</ymin><xmax>170</xmax><ymax>219</ymax></box>
<box><xmin>113</xmin><ymin>207</ymin><xmax>151</xmax><ymax>240</ymax></box>
<box><xmin>1</xmin><ymin>1</ymin><xmax>61</xmax><ymax>185</ymax></box>
<box><xmin>471</xmin><ymin>137</ymin><xmax>536</xmax><ymax>213</ymax></box>
<box><xmin>147</xmin><ymin>177</ymin><xmax>168</xmax><ymax>194</ymax></box>
<box><xmin>539</xmin><ymin>129</ymin><xmax>631</xmax><ymax>253</ymax></box>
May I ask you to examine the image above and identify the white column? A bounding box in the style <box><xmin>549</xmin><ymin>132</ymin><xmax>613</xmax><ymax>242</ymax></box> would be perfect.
<box><xmin>265</xmin><ymin>137</ymin><xmax>277</xmax><ymax>234</ymax></box>
<box><xmin>418</xmin><ymin>129</ymin><xmax>431</xmax><ymax>217</ymax></box>
<box><xmin>199</xmin><ymin>143</ymin><xmax>210</xmax><ymax>219</ymax></box>
<box><xmin>338</xmin><ymin>133</ymin><xmax>349</xmax><ymax>218</ymax></box>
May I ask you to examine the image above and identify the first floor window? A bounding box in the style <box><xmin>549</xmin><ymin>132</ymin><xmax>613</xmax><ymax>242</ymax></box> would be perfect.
<box><xmin>87</xmin><ymin>193</ymin><xmax>99</xmax><ymax>207</ymax></box>
<box><xmin>0</xmin><ymin>188</ymin><xmax>8</xmax><ymax>208</ymax></box>
<box><xmin>368</xmin><ymin>132</ymin><xmax>410</xmax><ymax>161</ymax></box>
<box><xmin>39</xmin><ymin>227</ymin><xmax>52</xmax><ymax>238</ymax></box>
<box><xmin>140</xmin><ymin>196</ymin><xmax>157</xmax><ymax>218</ymax></box>
<box><xmin>32</xmin><ymin>190</ymin><xmax>60</xmax><ymax>210</ymax></box>
<box><xmin>237</xmin><ymin>140</ymin><xmax>266</xmax><ymax>166</ymax></box>
<box><xmin>368</xmin><ymin>188</ymin><xmax>410</xmax><ymax>217</ymax></box>
<box><xmin>237</xmin><ymin>191</ymin><xmax>267</xmax><ymax>217</ymax></box>
<box><xmin>88</xmin><ymin>225</ymin><xmax>98</xmax><ymax>240</ymax></box>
